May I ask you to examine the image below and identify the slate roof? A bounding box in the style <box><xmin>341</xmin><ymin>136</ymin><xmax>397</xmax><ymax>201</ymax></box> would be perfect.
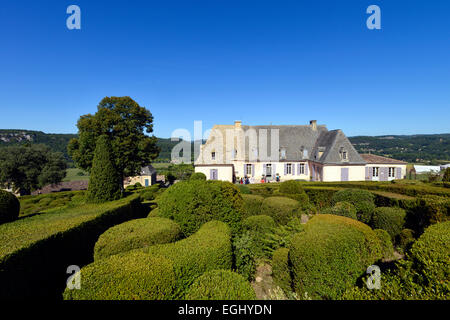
<box><xmin>360</xmin><ymin>154</ymin><xmax>407</xmax><ymax>164</ymax></box>
<box><xmin>201</xmin><ymin>122</ymin><xmax>367</xmax><ymax>165</ymax></box>
<box><xmin>141</xmin><ymin>165</ymin><xmax>157</xmax><ymax>176</ymax></box>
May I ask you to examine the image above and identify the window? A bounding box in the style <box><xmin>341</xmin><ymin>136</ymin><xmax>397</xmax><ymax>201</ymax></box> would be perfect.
<box><xmin>266</xmin><ymin>164</ymin><xmax>272</xmax><ymax>176</ymax></box>
<box><xmin>286</xmin><ymin>163</ymin><xmax>292</xmax><ymax>174</ymax></box>
<box><xmin>388</xmin><ymin>167</ymin><xmax>395</xmax><ymax>178</ymax></box>
<box><xmin>211</xmin><ymin>152</ymin><xmax>216</xmax><ymax>160</ymax></box>
<box><xmin>280</xmin><ymin>148</ymin><xmax>286</xmax><ymax>159</ymax></box>
<box><xmin>342</xmin><ymin>151</ymin><xmax>347</xmax><ymax>160</ymax></box>
<box><xmin>246</xmin><ymin>164</ymin><xmax>252</xmax><ymax>176</ymax></box>
<box><xmin>372</xmin><ymin>167</ymin><xmax>379</xmax><ymax>177</ymax></box>
<box><xmin>303</xmin><ymin>149</ymin><xmax>308</xmax><ymax>158</ymax></box>
<box><xmin>299</xmin><ymin>163</ymin><xmax>305</xmax><ymax>174</ymax></box>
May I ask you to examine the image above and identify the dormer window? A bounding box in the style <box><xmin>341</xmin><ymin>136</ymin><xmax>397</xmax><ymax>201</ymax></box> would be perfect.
<box><xmin>339</xmin><ymin>147</ymin><xmax>348</xmax><ymax>161</ymax></box>
<box><xmin>342</xmin><ymin>151</ymin><xmax>347</xmax><ymax>160</ymax></box>
<box><xmin>211</xmin><ymin>151</ymin><xmax>216</xmax><ymax>160</ymax></box>
<box><xmin>303</xmin><ymin>149</ymin><xmax>308</xmax><ymax>158</ymax></box>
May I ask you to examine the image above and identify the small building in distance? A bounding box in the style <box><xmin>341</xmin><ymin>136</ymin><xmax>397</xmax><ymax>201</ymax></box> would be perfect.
<box><xmin>124</xmin><ymin>165</ymin><xmax>157</xmax><ymax>188</ymax></box>
<box><xmin>413</xmin><ymin>165</ymin><xmax>441</xmax><ymax>174</ymax></box>
<box><xmin>360</xmin><ymin>154</ymin><xmax>407</xmax><ymax>181</ymax></box>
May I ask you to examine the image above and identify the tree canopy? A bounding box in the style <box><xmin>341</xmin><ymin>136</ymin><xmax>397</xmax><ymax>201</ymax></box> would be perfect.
<box><xmin>68</xmin><ymin>96</ymin><xmax>160</xmax><ymax>184</ymax></box>
<box><xmin>0</xmin><ymin>144</ymin><xmax>67</xmax><ymax>195</ymax></box>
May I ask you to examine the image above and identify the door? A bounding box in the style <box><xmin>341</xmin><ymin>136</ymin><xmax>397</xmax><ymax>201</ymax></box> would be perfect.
<box><xmin>210</xmin><ymin>169</ymin><xmax>218</xmax><ymax>180</ymax></box>
<box><xmin>341</xmin><ymin>168</ymin><xmax>349</xmax><ymax>181</ymax></box>
<box><xmin>145</xmin><ymin>179</ymin><xmax>149</xmax><ymax>187</ymax></box>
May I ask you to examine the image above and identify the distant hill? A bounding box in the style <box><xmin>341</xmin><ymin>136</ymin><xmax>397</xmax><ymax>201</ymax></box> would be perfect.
<box><xmin>1</xmin><ymin>129</ymin><xmax>449</xmax><ymax>164</ymax></box>
<box><xmin>349</xmin><ymin>134</ymin><xmax>450</xmax><ymax>164</ymax></box>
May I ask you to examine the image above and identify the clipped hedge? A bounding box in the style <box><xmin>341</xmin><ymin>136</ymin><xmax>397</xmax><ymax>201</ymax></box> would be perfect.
<box><xmin>185</xmin><ymin>269</ymin><xmax>256</xmax><ymax>300</ymax></box>
<box><xmin>158</xmin><ymin>180</ymin><xmax>244</xmax><ymax>236</ymax></box>
<box><xmin>290</xmin><ymin>214</ymin><xmax>382</xmax><ymax>299</ymax></box>
<box><xmin>406</xmin><ymin>195</ymin><xmax>450</xmax><ymax>235</ymax></box>
<box><xmin>260</xmin><ymin>196</ymin><xmax>301</xmax><ymax>225</ymax></box>
<box><xmin>408</xmin><ymin>221</ymin><xmax>450</xmax><ymax>291</ymax></box>
<box><xmin>0</xmin><ymin>190</ymin><xmax>20</xmax><ymax>224</ymax></box>
<box><xmin>64</xmin><ymin>251</ymin><xmax>175</xmax><ymax>300</ymax></box>
<box><xmin>370</xmin><ymin>207</ymin><xmax>406</xmax><ymax>240</ymax></box>
<box><xmin>241</xmin><ymin>194</ymin><xmax>265</xmax><ymax>218</ymax></box>
<box><xmin>94</xmin><ymin>217</ymin><xmax>182</xmax><ymax>260</ymax></box>
<box><xmin>190</xmin><ymin>172</ymin><xmax>206</xmax><ymax>181</ymax></box>
<box><xmin>242</xmin><ymin>215</ymin><xmax>276</xmax><ymax>236</ymax></box>
<box><xmin>302</xmin><ymin>187</ymin><xmax>339</xmax><ymax>208</ymax></box>
<box><xmin>396</xmin><ymin>228</ymin><xmax>415</xmax><ymax>252</ymax></box>
<box><xmin>141</xmin><ymin>220</ymin><xmax>233</xmax><ymax>298</ymax></box>
<box><xmin>321</xmin><ymin>201</ymin><xmax>357</xmax><ymax>220</ymax></box>
<box><xmin>278</xmin><ymin>181</ymin><xmax>310</xmax><ymax>204</ymax></box>
<box><xmin>332</xmin><ymin>188</ymin><xmax>376</xmax><ymax>224</ymax></box>
<box><xmin>0</xmin><ymin>194</ymin><xmax>145</xmax><ymax>299</ymax></box>
<box><xmin>272</xmin><ymin>247</ymin><xmax>291</xmax><ymax>294</ymax></box>
<box><xmin>374</xmin><ymin>229</ymin><xmax>394</xmax><ymax>260</ymax></box>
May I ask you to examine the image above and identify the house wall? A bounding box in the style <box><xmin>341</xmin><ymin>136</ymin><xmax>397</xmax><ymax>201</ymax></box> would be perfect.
<box><xmin>125</xmin><ymin>174</ymin><xmax>156</xmax><ymax>187</ymax></box>
<box><xmin>365</xmin><ymin>164</ymin><xmax>406</xmax><ymax>181</ymax></box>
<box><xmin>322</xmin><ymin>165</ymin><xmax>366</xmax><ymax>182</ymax></box>
<box><xmin>233</xmin><ymin>161</ymin><xmax>311</xmax><ymax>182</ymax></box>
<box><xmin>195</xmin><ymin>166</ymin><xmax>234</xmax><ymax>182</ymax></box>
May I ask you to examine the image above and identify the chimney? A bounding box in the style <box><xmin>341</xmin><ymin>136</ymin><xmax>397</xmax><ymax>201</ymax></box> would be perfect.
<box><xmin>234</xmin><ymin>120</ymin><xmax>242</xmax><ymax>128</ymax></box>
<box><xmin>310</xmin><ymin>120</ymin><xmax>317</xmax><ymax>131</ymax></box>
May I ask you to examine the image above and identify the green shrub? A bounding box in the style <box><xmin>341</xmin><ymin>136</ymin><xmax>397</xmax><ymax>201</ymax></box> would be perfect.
<box><xmin>303</xmin><ymin>187</ymin><xmax>339</xmax><ymax>208</ymax></box>
<box><xmin>262</xmin><ymin>217</ymin><xmax>304</xmax><ymax>257</ymax></box>
<box><xmin>233</xmin><ymin>231</ymin><xmax>256</xmax><ymax>281</ymax></box>
<box><xmin>134</xmin><ymin>182</ymin><xmax>142</xmax><ymax>188</ymax></box>
<box><xmin>158</xmin><ymin>180</ymin><xmax>244</xmax><ymax>236</ymax></box>
<box><xmin>94</xmin><ymin>217</ymin><xmax>182</xmax><ymax>260</ymax></box>
<box><xmin>370</xmin><ymin>207</ymin><xmax>406</xmax><ymax>240</ymax></box>
<box><xmin>141</xmin><ymin>220</ymin><xmax>233</xmax><ymax>298</ymax></box>
<box><xmin>332</xmin><ymin>188</ymin><xmax>376</xmax><ymax>223</ymax></box>
<box><xmin>0</xmin><ymin>190</ymin><xmax>20</xmax><ymax>224</ymax></box>
<box><xmin>321</xmin><ymin>201</ymin><xmax>357</xmax><ymax>220</ymax></box>
<box><xmin>443</xmin><ymin>168</ymin><xmax>450</xmax><ymax>183</ymax></box>
<box><xmin>147</xmin><ymin>207</ymin><xmax>160</xmax><ymax>218</ymax></box>
<box><xmin>64</xmin><ymin>251</ymin><xmax>175</xmax><ymax>300</ymax></box>
<box><xmin>190</xmin><ymin>172</ymin><xmax>207</xmax><ymax>181</ymax></box>
<box><xmin>279</xmin><ymin>180</ymin><xmax>305</xmax><ymax>195</ymax></box>
<box><xmin>374</xmin><ymin>229</ymin><xmax>394</xmax><ymax>260</ymax></box>
<box><xmin>0</xmin><ymin>194</ymin><xmax>144</xmax><ymax>299</ymax></box>
<box><xmin>408</xmin><ymin>221</ymin><xmax>450</xmax><ymax>292</ymax></box>
<box><xmin>242</xmin><ymin>215</ymin><xmax>276</xmax><ymax>236</ymax></box>
<box><xmin>87</xmin><ymin>135</ymin><xmax>122</xmax><ymax>203</ymax></box>
<box><xmin>407</xmin><ymin>195</ymin><xmax>450</xmax><ymax>234</ymax></box>
<box><xmin>238</xmin><ymin>185</ymin><xmax>252</xmax><ymax>194</ymax></box>
<box><xmin>260</xmin><ymin>196</ymin><xmax>301</xmax><ymax>225</ymax></box>
<box><xmin>290</xmin><ymin>214</ymin><xmax>382</xmax><ymax>299</ymax></box>
<box><xmin>272</xmin><ymin>248</ymin><xmax>291</xmax><ymax>294</ymax></box>
<box><xmin>185</xmin><ymin>269</ymin><xmax>256</xmax><ymax>300</ymax></box>
<box><xmin>241</xmin><ymin>194</ymin><xmax>264</xmax><ymax>218</ymax></box>
<box><xmin>396</xmin><ymin>228</ymin><xmax>415</xmax><ymax>252</ymax></box>
<box><xmin>140</xmin><ymin>190</ymin><xmax>155</xmax><ymax>201</ymax></box>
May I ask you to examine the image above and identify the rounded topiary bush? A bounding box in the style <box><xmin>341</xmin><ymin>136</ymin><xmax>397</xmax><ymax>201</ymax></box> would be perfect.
<box><xmin>158</xmin><ymin>180</ymin><xmax>244</xmax><ymax>236</ymax></box>
<box><xmin>190</xmin><ymin>172</ymin><xmax>207</xmax><ymax>181</ymax></box>
<box><xmin>374</xmin><ymin>229</ymin><xmax>394</xmax><ymax>260</ymax></box>
<box><xmin>408</xmin><ymin>221</ymin><xmax>450</xmax><ymax>289</ymax></box>
<box><xmin>241</xmin><ymin>194</ymin><xmax>264</xmax><ymax>218</ymax></box>
<box><xmin>94</xmin><ymin>217</ymin><xmax>182</xmax><ymax>260</ymax></box>
<box><xmin>370</xmin><ymin>207</ymin><xmax>406</xmax><ymax>240</ymax></box>
<box><xmin>238</xmin><ymin>185</ymin><xmax>251</xmax><ymax>194</ymax></box>
<box><xmin>63</xmin><ymin>251</ymin><xmax>176</xmax><ymax>300</ymax></box>
<box><xmin>332</xmin><ymin>188</ymin><xmax>376</xmax><ymax>224</ymax></box>
<box><xmin>142</xmin><ymin>220</ymin><xmax>233</xmax><ymax>298</ymax></box>
<box><xmin>322</xmin><ymin>201</ymin><xmax>357</xmax><ymax>220</ymax></box>
<box><xmin>185</xmin><ymin>269</ymin><xmax>256</xmax><ymax>300</ymax></box>
<box><xmin>242</xmin><ymin>215</ymin><xmax>276</xmax><ymax>235</ymax></box>
<box><xmin>272</xmin><ymin>247</ymin><xmax>291</xmax><ymax>294</ymax></box>
<box><xmin>279</xmin><ymin>180</ymin><xmax>305</xmax><ymax>194</ymax></box>
<box><xmin>0</xmin><ymin>190</ymin><xmax>20</xmax><ymax>224</ymax></box>
<box><xmin>290</xmin><ymin>214</ymin><xmax>382</xmax><ymax>299</ymax></box>
<box><xmin>396</xmin><ymin>228</ymin><xmax>415</xmax><ymax>252</ymax></box>
<box><xmin>260</xmin><ymin>196</ymin><xmax>301</xmax><ymax>225</ymax></box>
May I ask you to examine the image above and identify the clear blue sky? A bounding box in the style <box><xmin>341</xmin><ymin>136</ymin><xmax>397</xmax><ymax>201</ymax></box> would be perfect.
<box><xmin>0</xmin><ymin>0</ymin><xmax>449</xmax><ymax>138</ymax></box>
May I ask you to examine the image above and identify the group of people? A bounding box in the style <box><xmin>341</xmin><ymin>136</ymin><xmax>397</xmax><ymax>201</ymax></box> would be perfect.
<box><xmin>238</xmin><ymin>173</ymin><xmax>281</xmax><ymax>184</ymax></box>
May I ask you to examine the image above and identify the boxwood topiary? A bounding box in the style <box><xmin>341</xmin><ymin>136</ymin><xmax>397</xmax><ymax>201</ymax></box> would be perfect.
<box><xmin>242</xmin><ymin>215</ymin><xmax>276</xmax><ymax>235</ymax></box>
<box><xmin>190</xmin><ymin>172</ymin><xmax>207</xmax><ymax>181</ymax></box>
<box><xmin>370</xmin><ymin>207</ymin><xmax>406</xmax><ymax>240</ymax></box>
<box><xmin>185</xmin><ymin>269</ymin><xmax>256</xmax><ymax>300</ymax></box>
<box><xmin>332</xmin><ymin>188</ymin><xmax>376</xmax><ymax>224</ymax></box>
<box><xmin>63</xmin><ymin>251</ymin><xmax>176</xmax><ymax>300</ymax></box>
<box><xmin>260</xmin><ymin>196</ymin><xmax>301</xmax><ymax>225</ymax></box>
<box><xmin>279</xmin><ymin>180</ymin><xmax>305</xmax><ymax>195</ymax></box>
<box><xmin>396</xmin><ymin>228</ymin><xmax>415</xmax><ymax>252</ymax></box>
<box><xmin>141</xmin><ymin>220</ymin><xmax>233</xmax><ymax>298</ymax></box>
<box><xmin>374</xmin><ymin>229</ymin><xmax>394</xmax><ymax>260</ymax></box>
<box><xmin>158</xmin><ymin>180</ymin><xmax>244</xmax><ymax>236</ymax></box>
<box><xmin>272</xmin><ymin>247</ymin><xmax>291</xmax><ymax>294</ymax></box>
<box><xmin>321</xmin><ymin>201</ymin><xmax>357</xmax><ymax>220</ymax></box>
<box><xmin>290</xmin><ymin>214</ymin><xmax>382</xmax><ymax>300</ymax></box>
<box><xmin>241</xmin><ymin>194</ymin><xmax>264</xmax><ymax>218</ymax></box>
<box><xmin>94</xmin><ymin>217</ymin><xmax>182</xmax><ymax>260</ymax></box>
<box><xmin>0</xmin><ymin>190</ymin><xmax>20</xmax><ymax>224</ymax></box>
